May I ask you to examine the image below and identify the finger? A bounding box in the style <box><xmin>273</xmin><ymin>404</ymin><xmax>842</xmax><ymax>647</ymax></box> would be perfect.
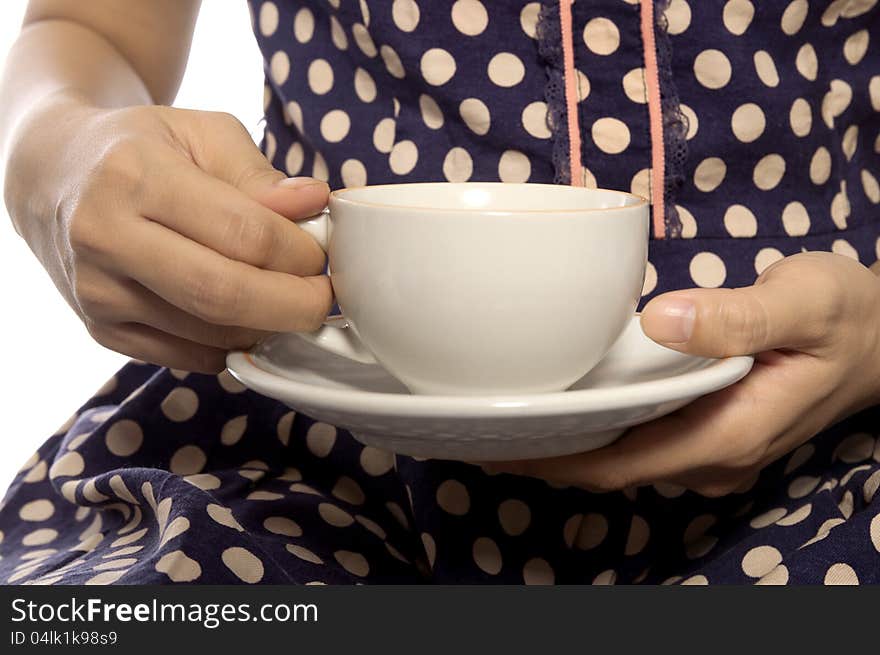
<box><xmin>493</xmin><ymin>354</ymin><xmax>822</xmax><ymax>489</ymax></box>
<box><xmin>179</xmin><ymin>109</ymin><xmax>331</xmax><ymax>219</ymax></box>
<box><xmin>640</xmin><ymin>254</ymin><xmax>846</xmax><ymax>356</ymax></box>
<box><xmin>91</xmin><ymin>322</ymin><xmax>228</xmax><ymax>374</ymax></box>
<box><xmin>110</xmin><ymin>218</ymin><xmax>333</xmax><ymax>332</ymax></box>
<box><xmin>84</xmin><ymin>274</ymin><xmax>269</xmax><ymax>349</ymax></box>
<box><xmin>141</xmin><ymin>154</ymin><xmax>327</xmax><ymax>276</ymax></box>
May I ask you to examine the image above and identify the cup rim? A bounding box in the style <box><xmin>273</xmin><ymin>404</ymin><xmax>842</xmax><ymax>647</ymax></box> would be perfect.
<box><xmin>329</xmin><ymin>182</ymin><xmax>648</xmax><ymax>214</ymax></box>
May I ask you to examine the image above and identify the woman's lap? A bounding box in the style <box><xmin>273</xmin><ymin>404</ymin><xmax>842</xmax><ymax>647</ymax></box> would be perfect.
<box><xmin>1</xmin><ymin>363</ymin><xmax>878</xmax><ymax>584</ymax></box>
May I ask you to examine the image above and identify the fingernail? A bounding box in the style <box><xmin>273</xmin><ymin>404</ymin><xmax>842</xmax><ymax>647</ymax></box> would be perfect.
<box><xmin>645</xmin><ymin>297</ymin><xmax>696</xmax><ymax>343</ymax></box>
<box><xmin>276</xmin><ymin>176</ymin><xmax>327</xmax><ymax>189</ymax></box>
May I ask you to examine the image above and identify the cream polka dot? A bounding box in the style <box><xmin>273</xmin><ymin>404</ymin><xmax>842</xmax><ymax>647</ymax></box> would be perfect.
<box><xmin>220</xmin><ymin>415</ymin><xmax>248</xmax><ymax>447</ymax></box>
<box><xmin>161</xmin><ymin>387</ymin><xmax>198</xmax><ymax>422</ymax></box>
<box><xmin>741</xmin><ymin>545</ymin><xmax>782</xmax><ymax>577</ymax></box>
<box><xmin>86</xmin><ymin>570</ymin><xmax>127</xmax><ymax>585</ymax></box>
<box><xmin>472</xmin><ymin>537</ymin><xmax>502</xmax><ymax>575</ymax></box>
<box><xmin>870</xmin><ymin>513</ymin><xmax>880</xmax><ymax>553</ymax></box>
<box><xmin>487</xmin><ymin>52</ymin><xmax>525</xmax><ymax>87</ymax></box>
<box><xmin>843</xmin><ymin>125</ymin><xmax>859</xmax><ymax>161</ymax></box>
<box><xmin>723</xmin><ymin>0</ymin><xmax>754</xmax><ymax>35</ymax></box>
<box><xmin>753</xmin><ymin>154</ymin><xmax>786</xmax><ymax>191</ymax></box>
<box><xmin>259</xmin><ymin>1</ymin><xmax>279</xmax><ymax>36</ymax></box>
<box><xmin>419</xmin><ymin>94</ymin><xmax>443</xmax><ymax>130</ymax></box>
<box><xmin>330</xmin><ymin>15</ymin><xmax>348</xmax><ymax>50</ymax></box>
<box><xmin>731</xmin><ymin>103</ymin><xmax>765</xmax><ymax>143</ymax></box>
<box><xmin>581</xmin><ymin>167</ymin><xmax>598</xmax><ymax>189</ymax></box>
<box><xmin>781</xmin><ymin>0</ymin><xmax>808</xmax><ymax>35</ymax></box>
<box><xmin>222</xmin><ymin>547</ymin><xmax>263</xmax><ymax>583</ymax></box>
<box><xmin>306</xmin><ymin>422</ymin><xmax>337</xmax><ymax>457</ymax></box>
<box><xmin>276</xmin><ymin>412</ymin><xmax>295</xmax><ymax>447</ymax></box>
<box><xmin>690</xmin><ymin>252</ymin><xmax>726</xmax><ymax>288</ymax></box>
<box><xmin>622</xmin><ymin>68</ymin><xmax>647</xmax><ymax>104</ymax></box>
<box><xmin>576</xmin><ymin>70</ymin><xmax>591</xmax><ymax>102</ymax></box>
<box><xmin>269</xmin><ymin>51</ymin><xmax>290</xmax><ymax>86</ymax></box>
<box><xmin>352</xmin><ymin>23</ymin><xmax>377</xmax><ymax>57</ymax></box>
<box><xmin>287</xmin><ymin>543</ymin><xmax>323</xmax><ymax>564</ymax></box>
<box><xmin>844</xmin><ymin>0</ymin><xmax>879</xmax><ymax>19</ymax></box>
<box><xmin>354</xmin><ymin>68</ymin><xmax>376</xmax><ymax>103</ymax></box>
<box><xmin>263</xmin><ymin>130</ymin><xmax>276</xmax><ymax>162</ymax></box>
<box><xmin>753</xmin><ymin>50</ymin><xmax>779</xmax><ymax>88</ymax></box>
<box><xmin>436</xmin><ymin>480</ymin><xmax>470</xmax><ymax>515</ymax></box>
<box><xmin>319</xmin><ymin>503</ymin><xmax>355</xmax><ymax>527</ymax></box>
<box><xmin>594</xmin><ymin>569</ymin><xmax>619</xmax><ymax>585</ymax></box>
<box><xmin>207</xmin><ymin>504</ymin><xmax>244</xmax><ymax>532</ymax></box>
<box><xmin>105</xmin><ymin>420</ymin><xmax>143</xmax><ymax>457</ymax></box>
<box><xmin>392</xmin><ymin>0</ymin><xmax>420</xmax><ymax>32</ymax></box>
<box><xmin>575</xmin><ymin>513</ymin><xmax>608</xmax><ymax>550</ymax></box>
<box><xmin>156</xmin><ymin>550</ymin><xmax>201</xmax><ymax>582</ymax></box>
<box><xmin>359</xmin><ymin>446</ymin><xmax>394</xmax><ymax>476</ymax></box>
<box><xmin>835</xmin><ymin>433</ymin><xmax>874</xmax><ymax>463</ymax></box>
<box><xmin>341</xmin><ymin>159</ymin><xmax>367</xmax><ymax>187</ymax></box>
<box><xmin>641</xmin><ymin>261</ymin><xmax>658</xmax><ymax>296</ymax></box>
<box><xmin>789</xmin><ymin>98</ymin><xmax>812</xmax><ymax>137</ymax></box>
<box><xmin>523</xmin><ymin>558</ymin><xmax>555</xmax><ymax>585</ymax></box>
<box><xmin>358</xmin><ymin>0</ymin><xmax>369</xmax><ymax>24</ymax></box>
<box><xmin>862</xmin><ymin>169</ymin><xmax>880</xmax><ymax>203</ymax></box>
<box><xmin>498</xmin><ymin>150</ymin><xmax>531</xmax><ymax>182</ymax></box>
<box><xmin>169</xmin><ymin>445</ymin><xmax>206</xmax><ymax>475</ymax></box>
<box><xmin>825</xmin><ymin>563</ymin><xmax>859</xmax><ymax>585</ymax></box>
<box><xmin>520</xmin><ymin>3</ymin><xmax>540</xmax><ymax>38</ymax></box>
<box><xmin>831</xmin><ymin>183</ymin><xmax>852</xmax><ymax>229</ymax></box>
<box><xmin>284</xmin><ymin>101</ymin><xmax>303</xmax><ymax>133</ymax></box>
<box><xmin>452</xmin><ymin>0</ymin><xmax>488</xmax><ymax>36</ymax></box>
<box><xmin>822</xmin><ymin>79</ymin><xmax>852</xmax><ymax>128</ymax></box>
<box><xmin>331</xmin><ymin>476</ymin><xmax>365</xmax><ymax>505</ymax></box>
<box><xmin>443</xmin><ymin>147</ymin><xmax>473</xmax><ymax>182</ymax></box>
<box><xmin>665</xmin><ymin>0</ymin><xmax>691</xmax><ymax>35</ymax></box>
<box><xmin>795</xmin><ymin>43</ymin><xmax>818</xmax><ymax>81</ymax></box>
<box><xmin>750</xmin><ymin>508</ymin><xmax>788</xmax><ymax>529</ymax></box>
<box><xmin>23</xmin><ymin>460</ymin><xmax>47</xmax><ymax>483</ymax></box>
<box><xmin>625</xmin><ymin>515</ymin><xmax>650</xmax><ymax>556</ymax></box>
<box><xmin>844</xmin><ymin>30</ymin><xmax>870</xmax><ymax>65</ymax></box>
<box><xmin>583</xmin><ymin>17</ymin><xmax>620</xmax><ymax>55</ymax></box>
<box><xmin>380</xmin><ymin>45</ymin><xmax>405</xmax><ymax>79</ymax></box>
<box><xmin>789</xmin><ymin>475</ymin><xmax>820</xmax><ymax>498</ymax></box>
<box><xmin>421</xmin><ymin>48</ymin><xmax>456</xmax><ymax>86</ymax></box>
<box><xmin>498</xmin><ymin>499</ymin><xmax>530</xmax><ymax>536</ymax></box>
<box><xmin>183</xmin><ymin>474</ymin><xmax>220</xmax><ymax>491</ymax></box>
<box><xmin>356</xmin><ymin>515</ymin><xmax>386</xmax><ymax>540</ymax></box>
<box><xmin>775</xmin><ymin>503</ymin><xmax>812</xmax><ymax>527</ymax></box>
<box><xmin>782</xmin><ymin>201</ymin><xmax>810</xmax><ymax>236</ymax></box>
<box><xmin>810</xmin><ymin>146</ymin><xmax>832</xmax><ymax>185</ymax></box>
<box><xmin>631</xmin><ymin>168</ymin><xmax>651</xmax><ymax>201</ymax></box>
<box><xmin>694</xmin><ymin>157</ymin><xmax>726</xmax><ymax>192</ymax></box>
<box><xmin>389</xmin><ymin>140</ymin><xmax>419</xmax><ymax>175</ymax></box>
<box><xmin>294</xmin><ymin>7</ymin><xmax>315</xmax><ymax>43</ymax></box>
<box><xmin>592</xmin><ymin>117</ymin><xmax>630</xmax><ymax>154</ymax></box>
<box><xmin>680</xmin><ymin>104</ymin><xmax>698</xmax><ymax>140</ymax></box>
<box><xmin>754</xmin><ymin>247</ymin><xmax>784</xmax><ymax>275</ymax></box>
<box><xmin>19</xmin><ymin>499</ymin><xmax>54</xmax><ymax>522</ymax></box>
<box><xmin>320</xmin><ymin>109</ymin><xmax>351</xmax><ymax>143</ymax></box>
<box><xmin>521</xmin><ymin>101</ymin><xmax>550</xmax><ymax>139</ymax></box>
<box><xmin>49</xmin><ymin>451</ymin><xmax>84</xmax><ymax>479</ymax></box>
<box><xmin>308</xmin><ymin>59</ymin><xmax>334</xmax><ymax>95</ymax></box>
<box><xmin>459</xmin><ymin>98</ymin><xmax>491</xmax><ymax>135</ymax></box>
<box><xmin>756</xmin><ymin>564</ymin><xmax>790</xmax><ymax>585</ymax></box>
<box><xmin>694</xmin><ymin>49</ymin><xmax>731</xmax><ymax>89</ymax></box>
<box><xmin>373</xmin><ymin>118</ymin><xmax>396</xmax><ymax>153</ymax></box>
<box><xmin>334</xmin><ymin>550</ymin><xmax>370</xmax><ymax>577</ymax></box>
<box><xmin>22</xmin><ymin>528</ymin><xmax>58</xmax><ymax>546</ymax></box>
<box><xmin>871</xmin><ymin>76</ymin><xmax>880</xmax><ymax>111</ymax></box>
<box><xmin>723</xmin><ymin>204</ymin><xmax>758</xmax><ymax>237</ymax></box>
<box><xmin>864</xmin><ymin>470</ymin><xmax>880</xmax><ymax>503</ymax></box>
<box><xmin>833</xmin><ymin>238</ymin><xmax>859</xmax><ymax>260</ymax></box>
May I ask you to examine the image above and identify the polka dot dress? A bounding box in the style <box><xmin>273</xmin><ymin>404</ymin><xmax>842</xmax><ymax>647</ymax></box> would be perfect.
<box><xmin>1</xmin><ymin>0</ymin><xmax>880</xmax><ymax>585</ymax></box>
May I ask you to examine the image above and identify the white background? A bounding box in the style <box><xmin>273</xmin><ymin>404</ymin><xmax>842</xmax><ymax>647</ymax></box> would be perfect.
<box><xmin>0</xmin><ymin>2</ymin><xmax>265</xmax><ymax>490</ymax></box>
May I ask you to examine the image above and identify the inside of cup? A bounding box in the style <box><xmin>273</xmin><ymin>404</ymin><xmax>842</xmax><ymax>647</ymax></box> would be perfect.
<box><xmin>334</xmin><ymin>182</ymin><xmax>644</xmax><ymax>212</ymax></box>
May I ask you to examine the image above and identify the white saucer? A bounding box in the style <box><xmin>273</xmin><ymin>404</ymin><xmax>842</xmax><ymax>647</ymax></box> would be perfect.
<box><xmin>227</xmin><ymin>316</ymin><xmax>753</xmax><ymax>461</ymax></box>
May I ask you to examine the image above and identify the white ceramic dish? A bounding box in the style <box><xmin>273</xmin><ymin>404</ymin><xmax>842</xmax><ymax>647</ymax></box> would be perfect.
<box><xmin>227</xmin><ymin>315</ymin><xmax>753</xmax><ymax>461</ymax></box>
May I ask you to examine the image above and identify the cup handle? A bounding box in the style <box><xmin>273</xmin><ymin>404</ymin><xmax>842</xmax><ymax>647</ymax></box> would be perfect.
<box><xmin>293</xmin><ymin>209</ymin><xmax>379</xmax><ymax>365</ymax></box>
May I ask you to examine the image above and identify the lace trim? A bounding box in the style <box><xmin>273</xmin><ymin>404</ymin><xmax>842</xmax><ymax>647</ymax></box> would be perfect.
<box><xmin>654</xmin><ymin>0</ymin><xmax>687</xmax><ymax>238</ymax></box>
<box><xmin>537</xmin><ymin>2</ymin><xmax>572</xmax><ymax>185</ymax></box>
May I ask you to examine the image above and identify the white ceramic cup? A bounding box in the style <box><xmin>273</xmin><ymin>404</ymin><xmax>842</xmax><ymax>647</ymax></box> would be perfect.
<box><xmin>294</xmin><ymin>182</ymin><xmax>649</xmax><ymax>396</ymax></box>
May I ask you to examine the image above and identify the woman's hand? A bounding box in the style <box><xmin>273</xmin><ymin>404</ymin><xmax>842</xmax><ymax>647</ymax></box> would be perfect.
<box><xmin>490</xmin><ymin>252</ymin><xmax>880</xmax><ymax>496</ymax></box>
<box><xmin>4</xmin><ymin>98</ymin><xmax>331</xmax><ymax>372</ymax></box>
